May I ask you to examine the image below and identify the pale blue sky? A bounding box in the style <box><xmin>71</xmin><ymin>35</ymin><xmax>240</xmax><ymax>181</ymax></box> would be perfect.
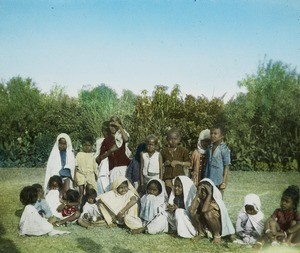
<box><xmin>0</xmin><ymin>0</ymin><xmax>299</xmax><ymax>100</ymax></box>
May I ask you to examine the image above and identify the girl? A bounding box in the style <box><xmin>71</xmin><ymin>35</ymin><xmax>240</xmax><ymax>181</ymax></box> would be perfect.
<box><xmin>189</xmin><ymin>178</ymin><xmax>235</xmax><ymax>243</ymax></box>
<box><xmin>259</xmin><ymin>185</ymin><xmax>300</xmax><ymax>247</ymax></box>
<box><xmin>96</xmin><ymin>117</ymin><xmax>130</xmax><ymax>185</ymax></box>
<box><xmin>161</xmin><ymin>128</ymin><xmax>191</xmax><ymax>195</ymax></box>
<box><xmin>167</xmin><ymin>176</ymin><xmax>197</xmax><ymax>238</ymax></box>
<box><xmin>77</xmin><ymin>188</ymin><xmax>104</xmax><ymax>229</ymax></box>
<box><xmin>45</xmin><ymin>175</ymin><xmax>64</xmax><ymax>219</ymax></box>
<box><xmin>75</xmin><ymin>135</ymin><xmax>97</xmax><ymax>202</ymax></box>
<box><xmin>95</xmin><ymin>121</ymin><xmax>111</xmax><ymax>194</ymax></box>
<box><xmin>191</xmin><ymin>129</ymin><xmax>210</xmax><ymax>185</ymax></box>
<box><xmin>56</xmin><ymin>189</ymin><xmax>81</xmax><ymax>226</ymax></box>
<box><xmin>98</xmin><ymin>176</ymin><xmax>144</xmax><ymax>233</ymax></box>
<box><xmin>32</xmin><ymin>183</ymin><xmax>56</xmax><ymax>224</ymax></box>
<box><xmin>19</xmin><ymin>186</ymin><xmax>69</xmax><ymax>236</ymax></box>
<box><xmin>44</xmin><ymin>133</ymin><xmax>76</xmax><ymax>194</ymax></box>
<box><xmin>235</xmin><ymin>193</ymin><xmax>264</xmax><ymax>244</ymax></box>
<box><xmin>140</xmin><ymin>134</ymin><xmax>163</xmax><ymax>191</ymax></box>
<box><xmin>140</xmin><ymin>179</ymin><xmax>168</xmax><ymax>234</ymax></box>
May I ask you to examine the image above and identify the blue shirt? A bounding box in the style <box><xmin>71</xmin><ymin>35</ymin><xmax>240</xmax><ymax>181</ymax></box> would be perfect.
<box><xmin>205</xmin><ymin>142</ymin><xmax>231</xmax><ymax>186</ymax></box>
<box><xmin>34</xmin><ymin>199</ymin><xmax>53</xmax><ymax>218</ymax></box>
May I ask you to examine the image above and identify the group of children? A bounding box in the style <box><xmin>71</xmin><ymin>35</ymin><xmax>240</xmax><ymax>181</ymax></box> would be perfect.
<box><xmin>18</xmin><ymin>116</ymin><xmax>300</xmax><ymax>250</ymax></box>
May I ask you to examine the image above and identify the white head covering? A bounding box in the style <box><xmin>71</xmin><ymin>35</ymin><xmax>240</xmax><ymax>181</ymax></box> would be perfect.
<box><xmin>140</xmin><ymin>179</ymin><xmax>167</xmax><ymax>222</ymax></box>
<box><xmin>168</xmin><ymin>176</ymin><xmax>197</xmax><ymax>212</ymax></box>
<box><xmin>197</xmin><ymin>129</ymin><xmax>210</xmax><ymax>154</ymax></box>
<box><xmin>44</xmin><ymin>133</ymin><xmax>75</xmax><ymax>191</ymax></box>
<box><xmin>240</xmin><ymin>193</ymin><xmax>264</xmax><ymax>235</ymax></box>
<box><xmin>200</xmin><ymin>178</ymin><xmax>235</xmax><ymax>236</ymax></box>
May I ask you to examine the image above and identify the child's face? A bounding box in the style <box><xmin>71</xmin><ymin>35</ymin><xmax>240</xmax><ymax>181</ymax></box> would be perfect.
<box><xmin>168</xmin><ymin>133</ymin><xmax>180</xmax><ymax>148</ymax></box>
<box><xmin>245</xmin><ymin>204</ymin><xmax>258</xmax><ymax>215</ymax></box>
<box><xmin>147</xmin><ymin>182</ymin><xmax>160</xmax><ymax>196</ymax></box>
<box><xmin>50</xmin><ymin>181</ymin><xmax>59</xmax><ymax>190</ymax></box>
<box><xmin>210</xmin><ymin>128</ymin><xmax>223</xmax><ymax>144</ymax></box>
<box><xmin>146</xmin><ymin>139</ymin><xmax>156</xmax><ymax>153</ymax></box>
<box><xmin>87</xmin><ymin>196</ymin><xmax>95</xmax><ymax>204</ymax></box>
<box><xmin>58</xmin><ymin>138</ymin><xmax>67</xmax><ymax>151</ymax></box>
<box><xmin>200</xmin><ymin>138</ymin><xmax>211</xmax><ymax>149</ymax></box>
<box><xmin>280</xmin><ymin>196</ymin><xmax>294</xmax><ymax>211</ymax></box>
<box><xmin>83</xmin><ymin>141</ymin><xmax>93</xmax><ymax>153</ymax></box>
<box><xmin>117</xmin><ymin>182</ymin><xmax>129</xmax><ymax>195</ymax></box>
<box><xmin>174</xmin><ymin>178</ymin><xmax>183</xmax><ymax>196</ymax></box>
<box><xmin>199</xmin><ymin>183</ymin><xmax>211</xmax><ymax>200</ymax></box>
<box><xmin>109</xmin><ymin>122</ymin><xmax>118</xmax><ymax>134</ymax></box>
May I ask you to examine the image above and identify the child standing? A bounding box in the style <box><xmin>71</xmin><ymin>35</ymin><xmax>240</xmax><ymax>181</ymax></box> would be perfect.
<box><xmin>189</xmin><ymin>178</ymin><xmax>235</xmax><ymax>243</ymax></box>
<box><xmin>75</xmin><ymin>136</ymin><xmax>97</xmax><ymax>202</ymax></box>
<box><xmin>140</xmin><ymin>179</ymin><xmax>168</xmax><ymax>234</ymax></box>
<box><xmin>205</xmin><ymin>125</ymin><xmax>231</xmax><ymax>195</ymax></box>
<box><xmin>235</xmin><ymin>194</ymin><xmax>264</xmax><ymax>245</ymax></box>
<box><xmin>257</xmin><ymin>185</ymin><xmax>300</xmax><ymax>247</ymax></box>
<box><xmin>44</xmin><ymin>133</ymin><xmax>76</xmax><ymax>194</ymax></box>
<box><xmin>19</xmin><ymin>186</ymin><xmax>69</xmax><ymax>236</ymax></box>
<box><xmin>140</xmin><ymin>135</ymin><xmax>163</xmax><ymax>191</ymax></box>
<box><xmin>98</xmin><ymin>176</ymin><xmax>144</xmax><ymax>233</ymax></box>
<box><xmin>96</xmin><ymin>117</ymin><xmax>131</xmax><ymax>184</ymax></box>
<box><xmin>161</xmin><ymin>128</ymin><xmax>191</xmax><ymax>196</ymax></box>
<box><xmin>167</xmin><ymin>176</ymin><xmax>197</xmax><ymax>238</ymax></box>
<box><xmin>191</xmin><ymin>129</ymin><xmax>211</xmax><ymax>186</ymax></box>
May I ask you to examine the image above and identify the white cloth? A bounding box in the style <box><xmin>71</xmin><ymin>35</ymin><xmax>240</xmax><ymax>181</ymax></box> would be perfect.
<box><xmin>168</xmin><ymin>176</ymin><xmax>197</xmax><ymax>238</ymax></box>
<box><xmin>200</xmin><ymin>178</ymin><xmax>235</xmax><ymax>237</ymax></box>
<box><xmin>99</xmin><ymin>176</ymin><xmax>143</xmax><ymax>229</ymax></box>
<box><xmin>109</xmin><ymin>165</ymin><xmax>127</xmax><ymax>184</ymax></box>
<box><xmin>140</xmin><ymin>179</ymin><xmax>168</xmax><ymax>234</ymax></box>
<box><xmin>80</xmin><ymin>202</ymin><xmax>102</xmax><ymax>219</ymax></box>
<box><xmin>19</xmin><ymin>205</ymin><xmax>53</xmax><ymax>236</ymax></box>
<box><xmin>114</xmin><ymin>129</ymin><xmax>132</xmax><ymax>158</ymax></box>
<box><xmin>142</xmin><ymin>151</ymin><xmax>160</xmax><ymax>176</ymax></box>
<box><xmin>44</xmin><ymin>133</ymin><xmax>75</xmax><ymax>191</ymax></box>
<box><xmin>236</xmin><ymin>193</ymin><xmax>264</xmax><ymax>236</ymax></box>
<box><xmin>197</xmin><ymin>129</ymin><xmax>210</xmax><ymax>154</ymax></box>
<box><xmin>45</xmin><ymin>189</ymin><xmax>63</xmax><ymax>219</ymax></box>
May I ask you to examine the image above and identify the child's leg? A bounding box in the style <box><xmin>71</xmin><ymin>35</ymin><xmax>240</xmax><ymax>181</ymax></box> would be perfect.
<box><xmin>78</xmin><ymin>185</ymin><xmax>84</xmax><ymax>203</ymax></box>
<box><xmin>204</xmin><ymin>210</ymin><xmax>221</xmax><ymax>243</ymax></box>
<box><xmin>287</xmin><ymin>220</ymin><xmax>300</xmax><ymax>244</ymax></box>
<box><xmin>63</xmin><ymin>178</ymin><xmax>71</xmax><ymax>193</ymax></box>
<box><xmin>58</xmin><ymin>211</ymin><xmax>81</xmax><ymax>225</ymax></box>
<box><xmin>77</xmin><ymin>217</ymin><xmax>91</xmax><ymax>229</ymax></box>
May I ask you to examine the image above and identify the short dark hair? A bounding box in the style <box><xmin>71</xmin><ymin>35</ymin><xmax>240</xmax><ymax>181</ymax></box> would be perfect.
<box><xmin>20</xmin><ymin>186</ymin><xmax>38</xmax><ymax>205</ymax></box>
<box><xmin>66</xmin><ymin>189</ymin><xmax>80</xmax><ymax>202</ymax></box>
<box><xmin>147</xmin><ymin>180</ymin><xmax>162</xmax><ymax>195</ymax></box>
<box><xmin>211</xmin><ymin>125</ymin><xmax>226</xmax><ymax>136</ymax></box>
<box><xmin>47</xmin><ymin>175</ymin><xmax>63</xmax><ymax>190</ymax></box>
<box><xmin>32</xmin><ymin>183</ymin><xmax>43</xmax><ymax>191</ymax></box>
<box><xmin>86</xmin><ymin>188</ymin><xmax>97</xmax><ymax>199</ymax></box>
<box><xmin>282</xmin><ymin>185</ymin><xmax>299</xmax><ymax>210</ymax></box>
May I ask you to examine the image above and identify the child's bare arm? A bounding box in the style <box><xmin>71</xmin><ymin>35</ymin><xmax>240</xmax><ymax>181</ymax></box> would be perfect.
<box><xmin>116</xmin><ymin>196</ymin><xmax>138</xmax><ymax>219</ymax></box>
<box><xmin>220</xmin><ymin>165</ymin><xmax>229</xmax><ymax>190</ymax></box>
<box><xmin>159</xmin><ymin>153</ymin><xmax>163</xmax><ymax>179</ymax></box>
<box><xmin>140</xmin><ymin>153</ymin><xmax>144</xmax><ymax>187</ymax></box>
<box><xmin>189</xmin><ymin>192</ymin><xmax>200</xmax><ymax>216</ymax></box>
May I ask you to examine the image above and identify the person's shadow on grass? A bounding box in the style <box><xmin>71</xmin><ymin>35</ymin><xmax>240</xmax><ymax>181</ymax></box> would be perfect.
<box><xmin>77</xmin><ymin>237</ymin><xmax>103</xmax><ymax>253</ymax></box>
<box><xmin>0</xmin><ymin>223</ymin><xmax>20</xmax><ymax>253</ymax></box>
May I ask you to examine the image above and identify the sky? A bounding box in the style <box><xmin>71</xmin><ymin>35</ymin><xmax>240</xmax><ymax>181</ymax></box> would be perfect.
<box><xmin>0</xmin><ymin>0</ymin><xmax>300</xmax><ymax>101</ymax></box>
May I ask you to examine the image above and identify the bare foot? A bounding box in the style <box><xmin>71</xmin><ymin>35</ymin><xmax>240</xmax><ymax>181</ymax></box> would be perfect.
<box><xmin>212</xmin><ymin>236</ymin><xmax>222</xmax><ymax>244</ymax></box>
<box><xmin>192</xmin><ymin>233</ymin><xmax>206</xmax><ymax>241</ymax></box>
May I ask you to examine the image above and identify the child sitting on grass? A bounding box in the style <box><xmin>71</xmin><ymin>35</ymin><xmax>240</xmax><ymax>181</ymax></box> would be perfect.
<box><xmin>235</xmin><ymin>193</ymin><xmax>264</xmax><ymax>245</ymax></box>
<box><xmin>56</xmin><ymin>189</ymin><xmax>81</xmax><ymax>227</ymax></box>
<box><xmin>255</xmin><ymin>185</ymin><xmax>300</xmax><ymax>249</ymax></box>
<box><xmin>189</xmin><ymin>178</ymin><xmax>235</xmax><ymax>243</ymax></box>
<box><xmin>77</xmin><ymin>188</ymin><xmax>104</xmax><ymax>229</ymax></box>
<box><xmin>19</xmin><ymin>186</ymin><xmax>69</xmax><ymax>236</ymax></box>
<box><xmin>32</xmin><ymin>183</ymin><xmax>56</xmax><ymax>224</ymax></box>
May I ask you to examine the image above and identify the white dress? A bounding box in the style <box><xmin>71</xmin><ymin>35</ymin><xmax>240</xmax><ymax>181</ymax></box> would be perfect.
<box><xmin>167</xmin><ymin>176</ymin><xmax>197</xmax><ymax>238</ymax></box>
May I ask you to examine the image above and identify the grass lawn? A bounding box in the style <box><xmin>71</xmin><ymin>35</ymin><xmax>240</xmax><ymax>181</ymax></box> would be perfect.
<box><xmin>0</xmin><ymin>168</ymin><xmax>299</xmax><ymax>253</ymax></box>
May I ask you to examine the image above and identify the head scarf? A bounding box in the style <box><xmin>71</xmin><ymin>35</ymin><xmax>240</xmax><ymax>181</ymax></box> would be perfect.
<box><xmin>140</xmin><ymin>179</ymin><xmax>167</xmax><ymax>222</ymax></box>
<box><xmin>200</xmin><ymin>178</ymin><xmax>235</xmax><ymax>236</ymax></box>
<box><xmin>168</xmin><ymin>176</ymin><xmax>197</xmax><ymax>212</ymax></box>
<box><xmin>197</xmin><ymin>129</ymin><xmax>210</xmax><ymax>154</ymax></box>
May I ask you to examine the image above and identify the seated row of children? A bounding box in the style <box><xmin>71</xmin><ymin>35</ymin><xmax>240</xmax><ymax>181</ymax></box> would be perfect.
<box><xmin>19</xmin><ymin>173</ymin><xmax>300</xmax><ymax>248</ymax></box>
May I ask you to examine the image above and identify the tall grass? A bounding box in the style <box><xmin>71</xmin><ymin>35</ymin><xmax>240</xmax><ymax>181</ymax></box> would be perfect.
<box><xmin>0</xmin><ymin>168</ymin><xmax>299</xmax><ymax>253</ymax></box>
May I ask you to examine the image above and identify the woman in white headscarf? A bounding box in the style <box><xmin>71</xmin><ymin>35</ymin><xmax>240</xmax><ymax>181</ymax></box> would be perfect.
<box><xmin>191</xmin><ymin>129</ymin><xmax>211</xmax><ymax>186</ymax></box>
<box><xmin>167</xmin><ymin>176</ymin><xmax>197</xmax><ymax>238</ymax></box>
<box><xmin>44</xmin><ymin>133</ymin><xmax>76</xmax><ymax>194</ymax></box>
<box><xmin>235</xmin><ymin>193</ymin><xmax>264</xmax><ymax>244</ymax></box>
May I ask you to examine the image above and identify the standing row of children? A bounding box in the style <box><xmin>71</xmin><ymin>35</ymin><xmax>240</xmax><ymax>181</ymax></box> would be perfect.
<box><xmin>19</xmin><ymin>116</ymin><xmax>300</xmax><ymax>249</ymax></box>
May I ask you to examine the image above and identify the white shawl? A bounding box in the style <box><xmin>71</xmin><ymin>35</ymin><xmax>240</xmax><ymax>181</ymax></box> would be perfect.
<box><xmin>44</xmin><ymin>133</ymin><xmax>75</xmax><ymax>191</ymax></box>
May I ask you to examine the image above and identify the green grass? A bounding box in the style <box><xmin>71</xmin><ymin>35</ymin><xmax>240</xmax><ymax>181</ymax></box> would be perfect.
<box><xmin>0</xmin><ymin>168</ymin><xmax>299</xmax><ymax>253</ymax></box>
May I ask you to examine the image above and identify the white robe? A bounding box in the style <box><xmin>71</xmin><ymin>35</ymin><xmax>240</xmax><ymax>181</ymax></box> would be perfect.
<box><xmin>45</xmin><ymin>189</ymin><xmax>63</xmax><ymax>219</ymax></box>
<box><xmin>140</xmin><ymin>179</ymin><xmax>168</xmax><ymax>234</ymax></box>
<box><xmin>44</xmin><ymin>133</ymin><xmax>75</xmax><ymax>191</ymax></box>
<box><xmin>168</xmin><ymin>176</ymin><xmax>197</xmax><ymax>238</ymax></box>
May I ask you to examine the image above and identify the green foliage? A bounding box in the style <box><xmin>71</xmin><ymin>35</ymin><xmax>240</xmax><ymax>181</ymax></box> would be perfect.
<box><xmin>226</xmin><ymin>60</ymin><xmax>300</xmax><ymax>171</ymax></box>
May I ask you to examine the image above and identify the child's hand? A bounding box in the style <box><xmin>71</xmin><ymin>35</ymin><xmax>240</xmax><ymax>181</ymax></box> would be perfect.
<box><xmin>170</xmin><ymin>161</ymin><xmax>178</xmax><ymax>168</ymax></box>
<box><xmin>164</xmin><ymin>160</ymin><xmax>171</xmax><ymax>166</ymax></box>
<box><xmin>219</xmin><ymin>182</ymin><xmax>226</xmax><ymax>190</ymax></box>
<box><xmin>167</xmin><ymin>203</ymin><xmax>178</xmax><ymax>213</ymax></box>
<box><xmin>116</xmin><ymin>211</ymin><xmax>125</xmax><ymax>221</ymax></box>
